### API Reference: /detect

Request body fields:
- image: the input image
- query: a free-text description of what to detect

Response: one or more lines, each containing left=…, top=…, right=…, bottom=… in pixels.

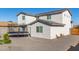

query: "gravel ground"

left=0, top=35, right=79, bottom=51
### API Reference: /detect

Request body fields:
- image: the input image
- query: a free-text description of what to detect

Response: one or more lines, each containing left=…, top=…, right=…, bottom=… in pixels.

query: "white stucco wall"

left=28, top=22, right=65, bottom=39
left=50, top=26, right=71, bottom=39
left=28, top=22, right=51, bottom=39
left=62, top=10, right=71, bottom=27
left=39, top=14, right=63, bottom=23
left=17, top=14, right=36, bottom=25
left=62, top=10, right=72, bottom=35
left=50, top=26, right=64, bottom=39
left=38, top=11, right=72, bottom=36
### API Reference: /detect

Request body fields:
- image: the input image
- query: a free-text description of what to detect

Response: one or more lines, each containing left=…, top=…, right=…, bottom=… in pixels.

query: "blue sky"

left=0, top=8, right=79, bottom=25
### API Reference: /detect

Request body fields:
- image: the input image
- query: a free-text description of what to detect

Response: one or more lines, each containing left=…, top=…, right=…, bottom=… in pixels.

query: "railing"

left=8, top=32, right=30, bottom=37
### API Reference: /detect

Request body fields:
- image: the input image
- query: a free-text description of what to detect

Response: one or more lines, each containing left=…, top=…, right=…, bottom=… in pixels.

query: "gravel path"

left=0, top=35, right=79, bottom=51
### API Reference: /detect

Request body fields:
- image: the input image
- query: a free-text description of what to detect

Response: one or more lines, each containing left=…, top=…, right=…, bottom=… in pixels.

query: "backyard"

left=0, top=35, right=79, bottom=51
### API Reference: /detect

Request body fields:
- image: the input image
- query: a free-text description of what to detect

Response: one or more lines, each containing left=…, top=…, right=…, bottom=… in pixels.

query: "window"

left=40, top=26, right=43, bottom=33
left=22, top=16, right=25, bottom=20
left=36, top=26, right=43, bottom=33
left=64, top=14, right=65, bottom=17
left=47, top=15, right=51, bottom=20
left=36, top=26, right=39, bottom=32
left=19, top=27, right=25, bottom=32
left=64, top=14, right=69, bottom=18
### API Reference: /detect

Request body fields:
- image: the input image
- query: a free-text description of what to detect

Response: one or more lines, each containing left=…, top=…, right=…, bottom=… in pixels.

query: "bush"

left=3, top=39, right=11, bottom=44
left=3, top=33, right=11, bottom=44
left=3, top=33, right=10, bottom=40
left=0, top=33, right=12, bottom=44
left=0, top=40, right=3, bottom=44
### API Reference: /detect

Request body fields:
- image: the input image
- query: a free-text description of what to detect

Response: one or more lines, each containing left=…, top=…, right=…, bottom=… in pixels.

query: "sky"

left=0, top=8, right=79, bottom=25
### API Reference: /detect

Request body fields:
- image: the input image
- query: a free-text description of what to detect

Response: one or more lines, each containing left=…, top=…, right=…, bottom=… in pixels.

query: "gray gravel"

left=0, top=35, right=79, bottom=51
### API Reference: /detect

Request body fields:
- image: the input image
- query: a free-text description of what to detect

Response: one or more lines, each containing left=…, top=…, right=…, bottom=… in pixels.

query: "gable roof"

left=35, top=9, right=72, bottom=17
left=28, top=19, right=65, bottom=27
left=17, top=12, right=34, bottom=16
left=17, top=9, right=72, bottom=17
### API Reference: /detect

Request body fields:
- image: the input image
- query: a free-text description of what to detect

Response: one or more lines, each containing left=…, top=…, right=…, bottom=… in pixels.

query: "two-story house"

left=17, top=12, right=36, bottom=32
left=17, top=9, right=72, bottom=39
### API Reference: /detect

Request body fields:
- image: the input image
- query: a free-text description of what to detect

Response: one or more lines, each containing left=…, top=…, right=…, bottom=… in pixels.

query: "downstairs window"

left=36, top=26, right=43, bottom=33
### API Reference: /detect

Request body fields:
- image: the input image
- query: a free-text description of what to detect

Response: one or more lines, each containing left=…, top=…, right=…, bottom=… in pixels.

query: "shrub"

left=3, top=33, right=10, bottom=40
left=2, top=33, right=11, bottom=44
left=3, top=39, right=11, bottom=44
left=0, top=40, right=3, bottom=44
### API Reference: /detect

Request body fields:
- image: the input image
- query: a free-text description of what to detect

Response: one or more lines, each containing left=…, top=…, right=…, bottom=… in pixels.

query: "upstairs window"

left=64, top=14, right=70, bottom=18
left=22, top=16, right=25, bottom=20
left=47, top=15, right=51, bottom=20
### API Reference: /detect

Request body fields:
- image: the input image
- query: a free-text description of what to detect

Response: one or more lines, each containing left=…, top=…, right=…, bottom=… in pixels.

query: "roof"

left=17, top=12, right=34, bottom=16
left=35, top=9, right=72, bottom=17
left=17, top=9, right=72, bottom=17
left=73, top=25, right=79, bottom=28
left=0, top=22, right=18, bottom=27
left=28, top=19, right=65, bottom=26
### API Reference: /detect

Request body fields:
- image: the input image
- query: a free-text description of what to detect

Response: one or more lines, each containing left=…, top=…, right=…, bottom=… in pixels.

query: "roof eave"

left=17, top=12, right=35, bottom=17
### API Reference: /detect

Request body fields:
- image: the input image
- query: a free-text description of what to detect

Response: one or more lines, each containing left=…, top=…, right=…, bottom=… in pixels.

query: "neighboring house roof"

left=17, top=12, right=34, bottom=16
left=73, top=25, right=79, bottom=28
left=0, top=22, right=18, bottom=27
left=35, top=9, right=72, bottom=17
left=28, top=19, right=65, bottom=27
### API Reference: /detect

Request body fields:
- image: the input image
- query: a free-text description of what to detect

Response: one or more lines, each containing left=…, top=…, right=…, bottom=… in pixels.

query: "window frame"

left=40, top=26, right=43, bottom=33
left=36, top=26, right=39, bottom=32
left=36, top=26, right=43, bottom=33
left=47, top=15, right=51, bottom=20
left=22, top=15, right=25, bottom=20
